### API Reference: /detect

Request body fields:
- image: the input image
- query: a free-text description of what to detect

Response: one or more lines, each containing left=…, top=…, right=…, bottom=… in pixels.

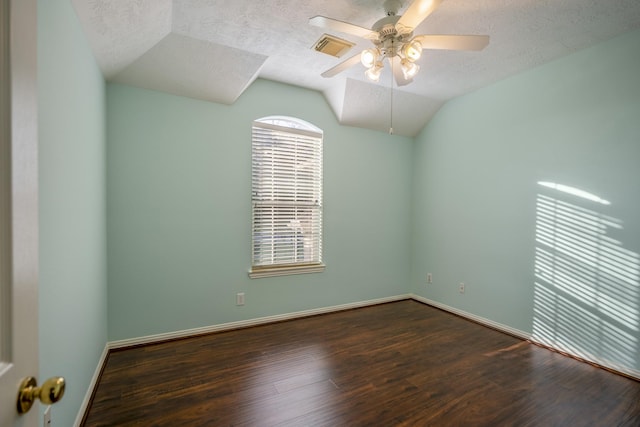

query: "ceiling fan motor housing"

left=372, top=15, right=413, bottom=58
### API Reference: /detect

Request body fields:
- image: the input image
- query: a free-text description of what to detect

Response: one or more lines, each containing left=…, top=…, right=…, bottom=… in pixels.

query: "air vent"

left=313, top=34, right=355, bottom=58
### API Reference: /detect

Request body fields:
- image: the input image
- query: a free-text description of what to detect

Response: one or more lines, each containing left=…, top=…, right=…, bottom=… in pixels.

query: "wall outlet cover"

left=236, top=292, right=245, bottom=306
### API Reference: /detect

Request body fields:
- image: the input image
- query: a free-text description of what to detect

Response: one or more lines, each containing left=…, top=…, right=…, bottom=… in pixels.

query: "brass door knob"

left=17, top=376, right=66, bottom=414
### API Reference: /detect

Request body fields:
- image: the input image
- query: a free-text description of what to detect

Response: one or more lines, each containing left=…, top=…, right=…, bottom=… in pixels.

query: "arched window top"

left=255, top=116, right=322, bottom=135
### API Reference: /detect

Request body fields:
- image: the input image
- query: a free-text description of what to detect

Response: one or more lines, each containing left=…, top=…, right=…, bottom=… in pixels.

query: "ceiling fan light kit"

left=400, top=58, right=420, bottom=79
left=403, top=39, right=423, bottom=61
left=359, top=31, right=423, bottom=82
left=310, top=0, right=489, bottom=86
left=360, top=48, right=380, bottom=68
left=365, top=62, right=384, bottom=81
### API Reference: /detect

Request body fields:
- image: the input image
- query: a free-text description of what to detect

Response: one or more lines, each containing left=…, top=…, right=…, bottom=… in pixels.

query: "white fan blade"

left=391, top=56, right=413, bottom=87
left=321, top=53, right=362, bottom=78
left=413, top=34, right=490, bottom=51
left=396, top=0, right=443, bottom=33
left=309, top=16, right=376, bottom=40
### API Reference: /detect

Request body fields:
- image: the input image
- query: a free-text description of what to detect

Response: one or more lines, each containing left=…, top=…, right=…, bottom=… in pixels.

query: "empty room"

left=3, top=0, right=639, bottom=426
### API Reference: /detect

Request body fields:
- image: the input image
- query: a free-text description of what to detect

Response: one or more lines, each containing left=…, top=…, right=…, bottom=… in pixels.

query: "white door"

left=0, top=0, right=40, bottom=426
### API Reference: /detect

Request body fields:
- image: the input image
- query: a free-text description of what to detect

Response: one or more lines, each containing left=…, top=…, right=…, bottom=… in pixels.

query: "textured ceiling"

left=71, top=0, right=640, bottom=136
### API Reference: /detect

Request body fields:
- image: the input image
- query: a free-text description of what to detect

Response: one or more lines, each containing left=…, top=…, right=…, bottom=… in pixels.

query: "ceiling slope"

left=72, top=0, right=640, bottom=136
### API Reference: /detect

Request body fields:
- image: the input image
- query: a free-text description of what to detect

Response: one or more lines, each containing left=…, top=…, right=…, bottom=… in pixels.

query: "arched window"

left=249, top=116, right=324, bottom=278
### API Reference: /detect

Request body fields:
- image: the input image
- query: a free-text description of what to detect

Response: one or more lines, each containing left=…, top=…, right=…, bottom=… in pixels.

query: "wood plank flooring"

left=82, top=300, right=640, bottom=426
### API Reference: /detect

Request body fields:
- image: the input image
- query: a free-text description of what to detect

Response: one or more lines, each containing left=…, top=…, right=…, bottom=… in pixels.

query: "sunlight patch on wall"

left=538, top=181, right=611, bottom=205
left=533, top=182, right=639, bottom=370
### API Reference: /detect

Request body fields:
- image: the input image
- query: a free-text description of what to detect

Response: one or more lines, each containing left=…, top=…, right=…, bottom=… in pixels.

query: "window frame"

left=249, top=116, right=325, bottom=279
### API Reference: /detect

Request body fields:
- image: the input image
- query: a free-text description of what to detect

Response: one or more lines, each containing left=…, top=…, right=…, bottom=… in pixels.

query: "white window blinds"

left=251, top=119, right=323, bottom=275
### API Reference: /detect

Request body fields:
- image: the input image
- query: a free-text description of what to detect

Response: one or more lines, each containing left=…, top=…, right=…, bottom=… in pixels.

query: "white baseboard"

left=108, top=294, right=412, bottom=349
left=74, top=343, right=109, bottom=427
left=410, top=294, right=640, bottom=381
left=531, top=334, right=640, bottom=380
left=410, top=294, right=531, bottom=340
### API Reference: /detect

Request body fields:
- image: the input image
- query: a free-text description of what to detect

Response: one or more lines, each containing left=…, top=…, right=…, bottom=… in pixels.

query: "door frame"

left=0, top=0, right=39, bottom=425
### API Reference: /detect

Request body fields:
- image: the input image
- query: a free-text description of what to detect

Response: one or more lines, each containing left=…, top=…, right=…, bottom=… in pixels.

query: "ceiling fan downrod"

left=383, top=0, right=402, bottom=16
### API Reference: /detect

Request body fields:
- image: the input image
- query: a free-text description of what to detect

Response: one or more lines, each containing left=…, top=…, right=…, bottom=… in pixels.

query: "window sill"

left=249, top=264, right=325, bottom=279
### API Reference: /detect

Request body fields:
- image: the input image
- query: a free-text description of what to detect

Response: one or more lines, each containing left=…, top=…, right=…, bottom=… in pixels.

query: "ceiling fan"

left=309, top=0, right=489, bottom=86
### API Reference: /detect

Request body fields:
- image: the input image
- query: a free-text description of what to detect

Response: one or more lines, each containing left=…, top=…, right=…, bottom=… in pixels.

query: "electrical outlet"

left=459, top=283, right=465, bottom=294
left=427, top=273, right=432, bottom=284
left=44, top=406, right=51, bottom=427
left=236, top=292, right=245, bottom=306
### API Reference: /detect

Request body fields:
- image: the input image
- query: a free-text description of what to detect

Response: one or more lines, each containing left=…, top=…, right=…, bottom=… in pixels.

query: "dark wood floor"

left=82, top=300, right=640, bottom=426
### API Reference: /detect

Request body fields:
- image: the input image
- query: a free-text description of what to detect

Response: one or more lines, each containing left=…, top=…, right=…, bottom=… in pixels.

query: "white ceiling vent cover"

left=313, top=34, right=355, bottom=58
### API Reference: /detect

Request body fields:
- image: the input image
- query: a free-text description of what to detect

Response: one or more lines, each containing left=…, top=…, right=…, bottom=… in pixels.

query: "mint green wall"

left=36, top=6, right=640, bottom=423
left=38, top=0, right=107, bottom=425
left=107, top=80, right=413, bottom=340
left=412, top=30, right=640, bottom=374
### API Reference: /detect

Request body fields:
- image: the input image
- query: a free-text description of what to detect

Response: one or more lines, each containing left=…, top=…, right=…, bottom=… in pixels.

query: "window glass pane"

left=251, top=117, right=322, bottom=270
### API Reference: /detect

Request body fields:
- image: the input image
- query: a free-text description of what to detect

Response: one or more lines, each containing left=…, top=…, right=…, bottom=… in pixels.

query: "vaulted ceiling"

left=71, top=0, right=640, bottom=136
